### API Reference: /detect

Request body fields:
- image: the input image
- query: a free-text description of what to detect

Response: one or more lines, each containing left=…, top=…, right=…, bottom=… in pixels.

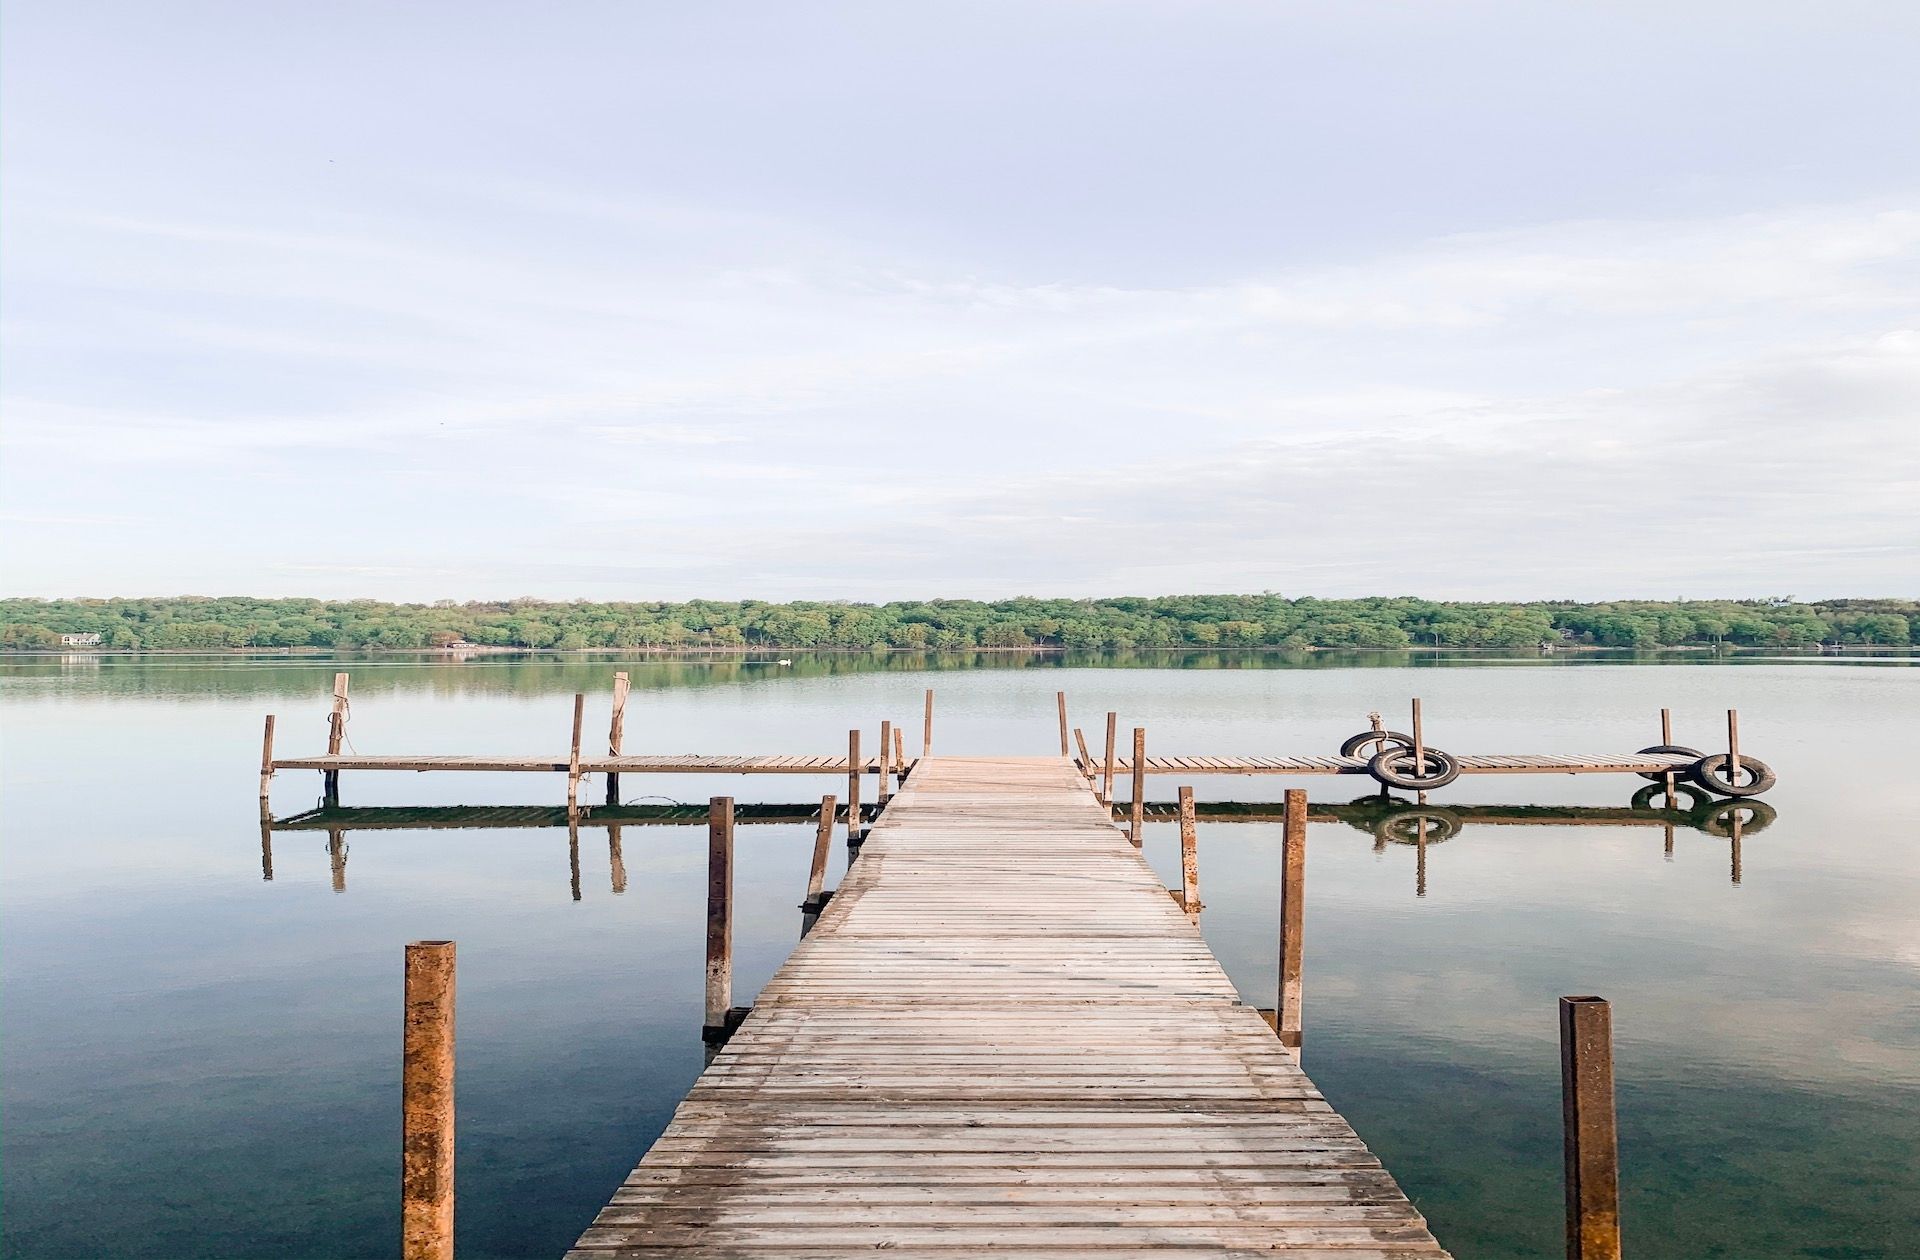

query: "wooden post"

left=1660, top=707, right=1677, bottom=800
left=1560, top=995, right=1622, bottom=1260
left=567, top=693, right=585, bottom=812
left=1178, top=786, right=1199, bottom=915
left=1102, top=712, right=1117, bottom=807
left=877, top=720, right=892, bottom=804
left=1411, top=697, right=1424, bottom=776
left=608, top=824, right=628, bottom=895
left=1277, top=788, right=1306, bottom=1053
left=1129, top=727, right=1146, bottom=846
left=1727, top=708, right=1742, bottom=785
left=847, top=730, right=862, bottom=843
left=1073, top=728, right=1094, bottom=782
left=806, top=794, right=837, bottom=909
left=704, top=797, right=734, bottom=1038
left=894, top=725, right=906, bottom=781
left=259, top=714, right=276, bottom=801
left=923, top=688, right=935, bottom=758
left=402, top=940, right=455, bottom=1260
left=259, top=809, right=274, bottom=881
left=1056, top=691, right=1071, bottom=757
left=324, top=672, right=348, bottom=806
left=606, top=671, right=629, bottom=805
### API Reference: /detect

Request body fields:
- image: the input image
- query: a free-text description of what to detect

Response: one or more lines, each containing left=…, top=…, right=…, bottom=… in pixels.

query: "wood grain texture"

left=568, top=757, right=1451, bottom=1258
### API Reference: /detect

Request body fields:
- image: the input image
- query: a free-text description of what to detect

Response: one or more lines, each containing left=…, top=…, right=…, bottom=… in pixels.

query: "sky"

left=3, top=1, right=1917, bottom=602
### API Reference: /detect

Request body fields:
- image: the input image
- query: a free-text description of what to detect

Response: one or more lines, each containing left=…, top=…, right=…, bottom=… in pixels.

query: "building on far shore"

left=59, top=633, right=102, bottom=647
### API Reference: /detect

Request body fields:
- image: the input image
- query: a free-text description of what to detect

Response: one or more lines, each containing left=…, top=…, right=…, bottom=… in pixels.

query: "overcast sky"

left=3, top=2, right=1916, bottom=602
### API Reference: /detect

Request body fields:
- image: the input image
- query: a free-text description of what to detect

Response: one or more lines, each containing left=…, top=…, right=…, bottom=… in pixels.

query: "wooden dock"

left=567, top=756, right=1452, bottom=1258
left=1086, top=752, right=1697, bottom=777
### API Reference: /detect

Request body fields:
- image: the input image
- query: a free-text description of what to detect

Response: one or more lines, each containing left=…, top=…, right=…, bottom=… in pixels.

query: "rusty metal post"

left=606, top=671, right=629, bottom=805
left=324, top=672, right=348, bottom=807
left=1056, top=691, right=1071, bottom=757
left=877, top=720, right=892, bottom=804
left=1101, top=712, right=1117, bottom=806
left=704, top=797, right=734, bottom=1038
left=1178, top=786, right=1199, bottom=915
left=259, top=714, right=275, bottom=802
left=402, top=940, right=455, bottom=1260
left=1277, top=789, right=1306, bottom=1054
left=1560, top=995, right=1622, bottom=1260
left=846, top=729, right=862, bottom=843
left=1129, top=727, right=1146, bottom=846
left=566, top=693, right=585, bottom=812
left=805, top=793, right=837, bottom=910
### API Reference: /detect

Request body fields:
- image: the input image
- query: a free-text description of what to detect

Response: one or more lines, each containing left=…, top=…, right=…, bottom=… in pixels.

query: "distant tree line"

left=2, top=595, right=1912, bottom=652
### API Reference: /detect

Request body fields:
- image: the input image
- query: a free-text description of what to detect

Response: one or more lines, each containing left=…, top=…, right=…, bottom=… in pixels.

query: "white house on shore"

left=59, top=633, right=103, bottom=647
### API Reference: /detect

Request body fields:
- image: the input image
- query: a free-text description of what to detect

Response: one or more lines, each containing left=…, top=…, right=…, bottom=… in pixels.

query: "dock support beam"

left=1560, top=995, right=1622, bottom=1260
left=324, top=672, right=348, bottom=806
left=259, top=714, right=275, bottom=802
left=606, top=671, right=629, bottom=805
left=566, top=693, right=585, bottom=813
left=1129, top=727, right=1146, bottom=846
left=1073, top=728, right=1094, bottom=784
left=1277, top=788, right=1306, bottom=1054
left=894, top=726, right=906, bottom=783
left=703, top=797, right=735, bottom=1041
left=402, top=939, right=455, bottom=1260
left=1177, top=786, right=1199, bottom=915
left=1102, top=712, right=1117, bottom=806
left=804, top=794, right=836, bottom=912
left=878, top=721, right=892, bottom=804
left=846, top=730, right=862, bottom=844
left=923, top=689, right=935, bottom=758
left=1056, top=691, right=1070, bottom=757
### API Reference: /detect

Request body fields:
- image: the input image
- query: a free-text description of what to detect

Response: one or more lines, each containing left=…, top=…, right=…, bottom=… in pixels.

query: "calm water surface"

left=3, top=653, right=1917, bottom=1259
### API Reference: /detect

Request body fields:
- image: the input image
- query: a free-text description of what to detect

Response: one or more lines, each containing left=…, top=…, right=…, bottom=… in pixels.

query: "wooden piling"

left=846, top=730, right=862, bottom=843
left=1560, top=995, right=1622, bottom=1260
left=1056, top=692, right=1070, bottom=757
left=894, top=726, right=906, bottom=780
left=878, top=721, right=892, bottom=804
left=568, top=817, right=582, bottom=901
left=259, top=714, right=275, bottom=801
left=325, top=672, right=348, bottom=806
left=258, top=809, right=274, bottom=881
left=1411, top=697, right=1425, bottom=776
left=606, top=672, right=630, bottom=805
left=1660, top=707, right=1672, bottom=745
left=1277, top=788, right=1306, bottom=1053
left=328, top=827, right=346, bottom=893
left=805, top=794, right=837, bottom=909
left=922, top=688, right=935, bottom=758
left=1727, top=708, right=1742, bottom=784
left=1129, top=727, right=1146, bottom=846
left=402, top=940, right=455, bottom=1260
left=704, top=797, right=735, bottom=1039
left=1101, top=712, right=1117, bottom=806
left=1177, top=786, right=1199, bottom=915
left=1073, top=728, right=1094, bottom=782
left=1660, top=707, right=1677, bottom=799
left=567, top=693, right=585, bottom=812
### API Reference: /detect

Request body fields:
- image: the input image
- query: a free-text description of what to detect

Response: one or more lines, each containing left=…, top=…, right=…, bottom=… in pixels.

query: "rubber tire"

left=1341, top=730, right=1414, bottom=759
left=1689, top=753, right=1778, bottom=797
left=1694, top=798, right=1779, bottom=838
left=1374, top=806, right=1462, bottom=846
left=1636, top=744, right=1704, bottom=781
left=1368, top=746, right=1462, bottom=790
left=1630, top=781, right=1712, bottom=814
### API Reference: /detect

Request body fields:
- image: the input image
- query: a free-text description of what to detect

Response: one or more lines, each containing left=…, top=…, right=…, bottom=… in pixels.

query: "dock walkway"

left=567, top=756, right=1451, bottom=1258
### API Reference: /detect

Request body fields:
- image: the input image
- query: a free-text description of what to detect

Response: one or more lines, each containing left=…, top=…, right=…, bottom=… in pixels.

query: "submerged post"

left=1056, top=691, right=1071, bottom=757
left=1129, top=727, right=1146, bottom=845
left=324, top=672, right=348, bottom=806
left=259, top=714, right=276, bottom=802
left=567, top=693, right=585, bottom=812
left=704, top=797, right=734, bottom=1040
left=805, top=793, right=837, bottom=911
left=402, top=939, right=455, bottom=1260
left=1178, top=786, right=1200, bottom=915
left=1560, top=995, right=1622, bottom=1260
left=846, top=730, right=862, bottom=844
left=1277, top=788, right=1306, bottom=1053
left=1102, top=712, right=1117, bottom=806
left=606, top=671, right=630, bottom=805
left=877, top=720, right=892, bottom=804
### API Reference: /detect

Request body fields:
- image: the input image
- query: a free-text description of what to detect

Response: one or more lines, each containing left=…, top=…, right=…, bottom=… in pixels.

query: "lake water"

left=2, top=652, right=1916, bottom=1259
